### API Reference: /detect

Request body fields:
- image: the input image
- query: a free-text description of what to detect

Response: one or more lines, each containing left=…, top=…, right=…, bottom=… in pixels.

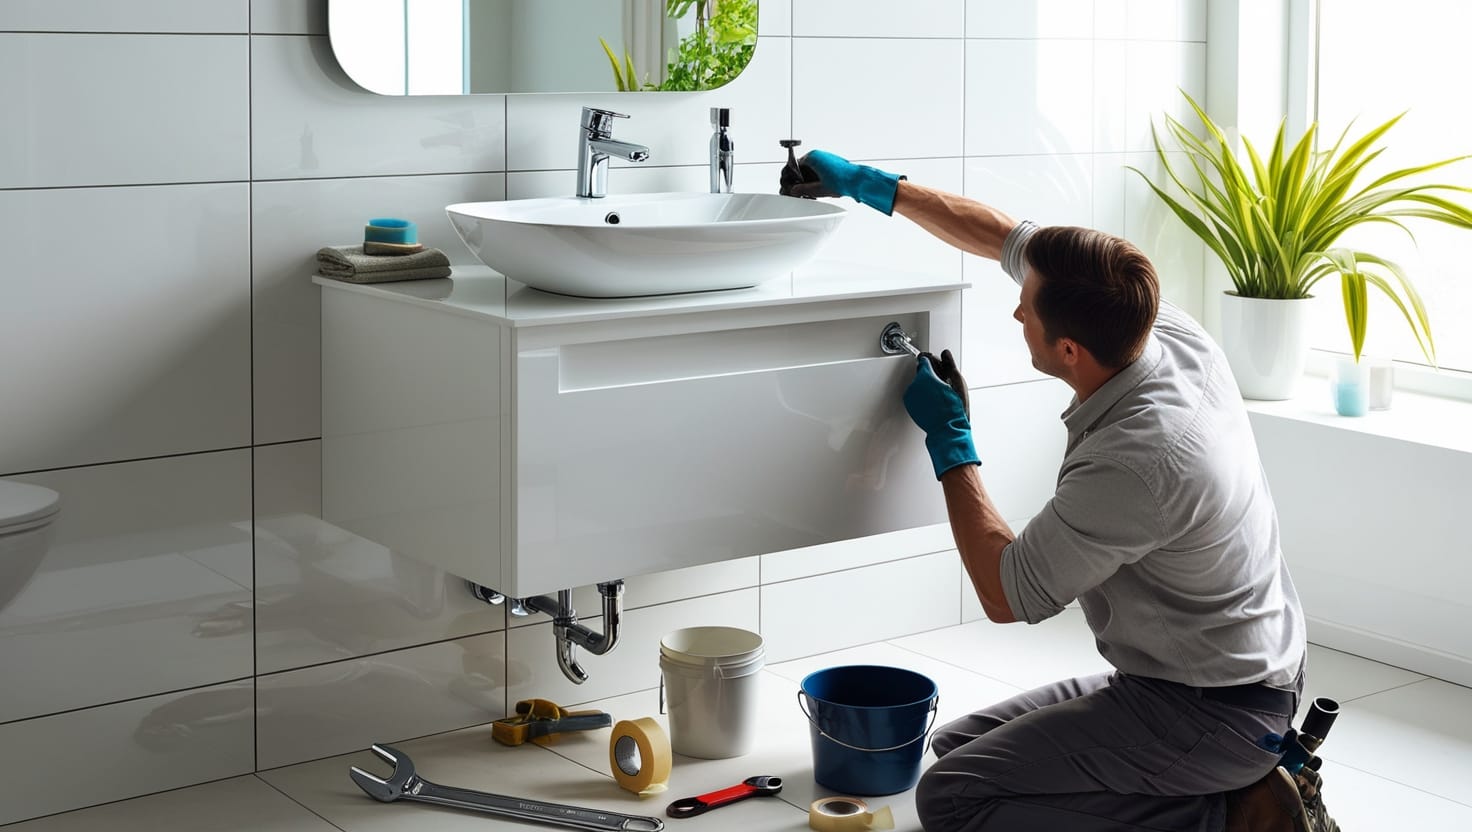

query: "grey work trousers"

left=915, top=670, right=1301, bottom=832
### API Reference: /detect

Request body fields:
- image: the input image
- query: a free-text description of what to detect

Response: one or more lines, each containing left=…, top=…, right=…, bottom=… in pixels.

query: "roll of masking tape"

left=808, top=797, right=895, bottom=832
left=608, top=718, right=672, bottom=795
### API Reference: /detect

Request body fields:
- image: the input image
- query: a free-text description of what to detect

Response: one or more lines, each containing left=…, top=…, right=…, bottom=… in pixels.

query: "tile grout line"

left=1319, top=757, right=1472, bottom=811
left=1336, top=675, right=1436, bottom=704
left=254, top=774, right=353, bottom=832
left=881, top=633, right=1034, bottom=691
left=248, top=0, right=258, bottom=778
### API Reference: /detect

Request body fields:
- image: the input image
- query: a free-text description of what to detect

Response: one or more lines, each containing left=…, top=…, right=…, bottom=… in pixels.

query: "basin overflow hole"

left=604, top=212, right=621, bottom=225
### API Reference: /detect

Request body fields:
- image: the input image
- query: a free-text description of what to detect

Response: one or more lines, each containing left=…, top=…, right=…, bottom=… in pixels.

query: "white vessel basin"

left=446, top=192, right=846, bottom=298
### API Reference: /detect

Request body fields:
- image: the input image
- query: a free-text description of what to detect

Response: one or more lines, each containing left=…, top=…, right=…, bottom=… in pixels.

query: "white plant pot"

left=1218, top=292, right=1313, bottom=400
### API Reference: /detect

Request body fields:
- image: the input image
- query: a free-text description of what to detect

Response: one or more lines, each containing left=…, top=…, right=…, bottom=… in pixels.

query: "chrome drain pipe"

left=505, top=580, right=625, bottom=684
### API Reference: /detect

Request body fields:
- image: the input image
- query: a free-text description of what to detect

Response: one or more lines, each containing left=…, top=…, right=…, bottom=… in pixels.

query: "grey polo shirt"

left=998, top=221, right=1306, bottom=689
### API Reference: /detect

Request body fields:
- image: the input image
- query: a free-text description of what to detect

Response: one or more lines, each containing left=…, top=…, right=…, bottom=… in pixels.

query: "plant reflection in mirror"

left=601, top=0, right=757, bottom=92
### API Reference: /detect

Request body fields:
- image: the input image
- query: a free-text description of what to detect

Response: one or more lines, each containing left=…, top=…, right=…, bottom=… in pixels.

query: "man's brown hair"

left=1024, top=226, right=1160, bottom=369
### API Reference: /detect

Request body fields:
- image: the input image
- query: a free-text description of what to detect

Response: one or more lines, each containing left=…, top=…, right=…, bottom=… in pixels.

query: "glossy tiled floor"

left=9, top=609, right=1471, bottom=830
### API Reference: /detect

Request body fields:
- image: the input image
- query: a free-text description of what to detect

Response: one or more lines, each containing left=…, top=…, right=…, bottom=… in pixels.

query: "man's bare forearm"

left=892, top=181, right=1019, bottom=261
left=940, top=464, right=1018, bottom=624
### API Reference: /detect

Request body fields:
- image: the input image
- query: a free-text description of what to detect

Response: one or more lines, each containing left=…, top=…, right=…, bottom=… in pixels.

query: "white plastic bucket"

left=658, top=626, right=765, bottom=759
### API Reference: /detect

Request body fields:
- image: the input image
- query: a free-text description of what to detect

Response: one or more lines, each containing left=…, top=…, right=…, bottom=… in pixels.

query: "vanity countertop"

left=313, top=261, right=967, bottom=328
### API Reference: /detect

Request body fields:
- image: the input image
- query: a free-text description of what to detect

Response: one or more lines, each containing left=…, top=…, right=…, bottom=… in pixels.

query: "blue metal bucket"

left=798, top=665, right=939, bottom=796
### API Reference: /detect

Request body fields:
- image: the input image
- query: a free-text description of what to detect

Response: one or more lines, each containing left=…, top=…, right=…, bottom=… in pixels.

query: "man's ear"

left=1058, top=338, right=1081, bottom=366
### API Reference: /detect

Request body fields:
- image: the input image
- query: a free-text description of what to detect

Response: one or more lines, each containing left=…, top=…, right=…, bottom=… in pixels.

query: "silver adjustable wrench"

left=350, top=743, right=664, bottom=832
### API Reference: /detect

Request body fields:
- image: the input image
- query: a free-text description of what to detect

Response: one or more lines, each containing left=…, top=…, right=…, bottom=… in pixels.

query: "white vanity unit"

left=317, top=264, right=963, bottom=599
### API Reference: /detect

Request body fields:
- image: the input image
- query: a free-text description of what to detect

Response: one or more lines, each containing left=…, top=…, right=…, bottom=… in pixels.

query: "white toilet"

left=0, top=480, right=61, bottom=611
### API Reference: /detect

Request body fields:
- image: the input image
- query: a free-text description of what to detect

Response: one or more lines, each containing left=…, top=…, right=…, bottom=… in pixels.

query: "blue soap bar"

left=365, top=218, right=417, bottom=245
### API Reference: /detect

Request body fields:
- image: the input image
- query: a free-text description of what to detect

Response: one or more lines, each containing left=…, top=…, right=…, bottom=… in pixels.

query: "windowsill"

left=1243, top=376, right=1472, bottom=455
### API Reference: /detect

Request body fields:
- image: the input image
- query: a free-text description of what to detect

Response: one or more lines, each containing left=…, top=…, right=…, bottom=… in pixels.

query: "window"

left=1311, top=0, right=1472, bottom=374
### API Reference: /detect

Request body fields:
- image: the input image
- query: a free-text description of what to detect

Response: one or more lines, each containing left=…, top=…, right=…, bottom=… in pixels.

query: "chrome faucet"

left=710, top=107, right=734, bottom=193
left=576, top=107, right=650, bottom=199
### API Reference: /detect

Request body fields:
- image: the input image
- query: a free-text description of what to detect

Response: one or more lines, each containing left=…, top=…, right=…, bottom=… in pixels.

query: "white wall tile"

left=507, top=589, right=759, bottom=707
left=960, top=513, right=1033, bottom=623
left=251, top=36, right=507, bottom=180
left=1124, top=0, right=1207, bottom=42
left=256, top=633, right=507, bottom=769
left=1121, top=151, right=1205, bottom=318
left=0, top=681, right=254, bottom=826
left=0, top=1, right=246, bottom=33
left=965, top=154, right=1094, bottom=226
left=0, top=184, right=250, bottom=474
left=507, top=554, right=761, bottom=631
left=963, top=265, right=1038, bottom=387
left=1091, top=152, right=1128, bottom=236
left=624, top=558, right=761, bottom=609
left=794, top=0, right=964, bottom=37
left=250, top=172, right=504, bottom=444
left=960, top=154, right=1092, bottom=386
left=761, top=551, right=960, bottom=661
left=0, top=34, right=248, bottom=187
left=814, top=157, right=964, bottom=279
left=966, top=0, right=1094, bottom=39
left=965, top=39, right=1094, bottom=156
left=759, top=0, right=792, bottom=35
left=0, top=451, right=252, bottom=723
left=254, top=440, right=505, bottom=674
left=960, top=559, right=985, bottom=622
left=507, top=163, right=725, bottom=201
left=252, top=0, right=327, bottom=35
left=1092, top=38, right=1128, bottom=153
left=1093, top=0, right=1128, bottom=39
left=506, top=36, right=791, bottom=171
left=1250, top=413, right=1472, bottom=686
left=1124, top=41, right=1206, bottom=153
left=794, top=38, right=964, bottom=160
left=762, top=524, right=954, bottom=583
left=968, top=379, right=1073, bottom=520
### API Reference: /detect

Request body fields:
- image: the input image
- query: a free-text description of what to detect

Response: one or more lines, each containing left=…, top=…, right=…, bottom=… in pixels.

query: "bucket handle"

left=659, top=656, right=764, bottom=714
left=797, top=690, right=940, bottom=754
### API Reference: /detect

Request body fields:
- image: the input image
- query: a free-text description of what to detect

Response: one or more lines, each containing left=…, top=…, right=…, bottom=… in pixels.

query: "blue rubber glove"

left=782, top=150, right=906, bottom=215
left=903, top=352, right=980, bottom=480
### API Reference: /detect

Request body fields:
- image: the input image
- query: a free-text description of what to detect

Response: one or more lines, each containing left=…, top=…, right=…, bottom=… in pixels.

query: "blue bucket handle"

left=797, top=690, right=940, bottom=754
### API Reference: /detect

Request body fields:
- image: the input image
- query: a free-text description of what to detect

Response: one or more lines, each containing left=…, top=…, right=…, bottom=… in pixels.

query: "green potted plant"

left=1133, top=93, right=1472, bottom=403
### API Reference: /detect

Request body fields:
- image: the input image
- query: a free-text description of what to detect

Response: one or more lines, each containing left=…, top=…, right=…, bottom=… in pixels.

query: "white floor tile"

left=26, top=628, right=1472, bottom=831
left=538, top=672, right=931, bottom=831
left=262, top=718, right=805, bottom=832
left=889, top=609, right=1114, bottom=691
left=0, top=776, right=337, bottom=832
left=1303, top=643, right=1426, bottom=708
left=767, top=641, right=1024, bottom=730
left=1314, top=678, right=1472, bottom=807
left=760, top=553, right=960, bottom=663
left=1313, top=760, right=1472, bottom=827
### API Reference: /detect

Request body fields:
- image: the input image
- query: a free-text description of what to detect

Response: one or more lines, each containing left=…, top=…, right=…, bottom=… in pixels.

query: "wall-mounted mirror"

left=329, top=0, right=759, bottom=95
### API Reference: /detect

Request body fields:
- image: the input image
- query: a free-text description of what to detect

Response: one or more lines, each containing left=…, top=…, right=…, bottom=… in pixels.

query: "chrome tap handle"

left=582, top=107, right=630, bottom=137
left=710, top=107, right=734, bottom=194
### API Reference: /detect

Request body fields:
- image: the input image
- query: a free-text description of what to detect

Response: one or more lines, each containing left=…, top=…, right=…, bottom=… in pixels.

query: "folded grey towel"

left=316, top=245, right=453, bottom=283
